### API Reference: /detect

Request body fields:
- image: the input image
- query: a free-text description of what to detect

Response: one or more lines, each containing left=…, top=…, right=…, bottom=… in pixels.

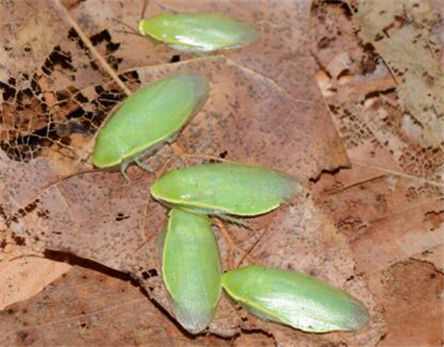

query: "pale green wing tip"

left=166, top=71, right=209, bottom=109
left=180, top=72, right=209, bottom=98
left=298, top=300, right=370, bottom=332
left=344, top=300, right=371, bottom=330
left=174, top=304, right=214, bottom=334
left=240, top=25, right=259, bottom=46
left=288, top=177, right=303, bottom=198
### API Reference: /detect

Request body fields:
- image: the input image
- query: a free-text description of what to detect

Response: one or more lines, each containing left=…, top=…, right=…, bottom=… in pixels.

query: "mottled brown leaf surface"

left=312, top=1, right=444, bottom=346
left=368, top=260, right=443, bottom=347
left=0, top=264, right=232, bottom=347
left=354, top=1, right=444, bottom=160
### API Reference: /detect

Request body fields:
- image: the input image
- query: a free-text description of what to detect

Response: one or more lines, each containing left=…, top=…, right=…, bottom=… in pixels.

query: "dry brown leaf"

left=311, top=1, right=444, bottom=345
left=368, top=260, right=443, bottom=347
left=0, top=265, right=233, bottom=347
left=0, top=256, right=70, bottom=310
left=313, top=0, right=444, bottom=268
left=354, top=0, right=444, bottom=156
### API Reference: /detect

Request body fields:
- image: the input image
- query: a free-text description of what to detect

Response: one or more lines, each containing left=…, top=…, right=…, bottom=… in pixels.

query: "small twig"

left=40, top=168, right=103, bottom=191
left=56, top=2, right=131, bottom=96
left=140, top=0, right=150, bottom=21
left=379, top=56, right=400, bottom=86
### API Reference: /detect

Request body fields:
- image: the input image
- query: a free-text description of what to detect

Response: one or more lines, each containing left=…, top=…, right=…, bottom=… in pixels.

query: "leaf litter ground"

left=2, top=0, right=441, bottom=346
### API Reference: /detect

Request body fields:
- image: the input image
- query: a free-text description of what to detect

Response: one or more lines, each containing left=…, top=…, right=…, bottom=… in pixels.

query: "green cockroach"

left=222, top=265, right=370, bottom=333
left=162, top=208, right=222, bottom=334
left=92, top=72, right=209, bottom=180
left=139, top=13, right=259, bottom=52
left=150, top=163, right=302, bottom=217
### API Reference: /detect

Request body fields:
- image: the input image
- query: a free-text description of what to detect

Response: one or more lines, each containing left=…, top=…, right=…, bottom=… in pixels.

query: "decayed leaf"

left=312, top=0, right=444, bottom=268
left=354, top=0, right=444, bottom=156
left=311, top=1, right=443, bottom=345
left=316, top=168, right=443, bottom=274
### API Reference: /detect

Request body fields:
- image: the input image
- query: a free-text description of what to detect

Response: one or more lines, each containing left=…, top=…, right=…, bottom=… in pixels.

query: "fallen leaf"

left=367, top=260, right=443, bottom=347
left=0, top=256, right=70, bottom=310
left=0, top=264, right=233, bottom=346
left=311, top=1, right=444, bottom=345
